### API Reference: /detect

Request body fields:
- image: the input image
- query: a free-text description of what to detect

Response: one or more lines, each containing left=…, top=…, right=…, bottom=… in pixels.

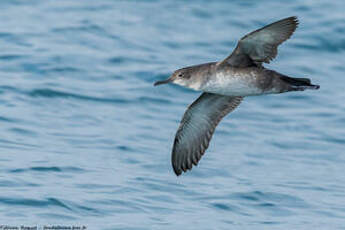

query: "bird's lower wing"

left=172, top=93, right=243, bottom=176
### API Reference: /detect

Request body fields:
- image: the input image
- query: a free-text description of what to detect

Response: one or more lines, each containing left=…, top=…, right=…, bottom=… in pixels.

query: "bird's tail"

left=280, top=76, right=320, bottom=91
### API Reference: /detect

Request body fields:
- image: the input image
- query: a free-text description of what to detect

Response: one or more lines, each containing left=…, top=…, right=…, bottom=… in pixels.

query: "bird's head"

left=154, top=68, right=192, bottom=87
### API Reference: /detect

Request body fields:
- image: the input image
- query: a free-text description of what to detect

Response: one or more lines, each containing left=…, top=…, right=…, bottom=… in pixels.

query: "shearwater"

left=154, top=16, right=319, bottom=176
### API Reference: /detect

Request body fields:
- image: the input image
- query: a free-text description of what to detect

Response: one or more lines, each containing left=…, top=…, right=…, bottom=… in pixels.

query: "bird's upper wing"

left=172, top=93, right=243, bottom=176
left=218, top=16, right=299, bottom=68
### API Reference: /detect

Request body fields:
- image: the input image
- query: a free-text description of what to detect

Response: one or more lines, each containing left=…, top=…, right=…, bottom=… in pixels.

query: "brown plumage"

left=154, top=16, right=319, bottom=176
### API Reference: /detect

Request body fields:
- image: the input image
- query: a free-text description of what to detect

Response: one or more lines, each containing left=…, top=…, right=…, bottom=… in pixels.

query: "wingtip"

left=292, top=16, right=299, bottom=25
left=288, top=16, right=299, bottom=27
left=286, top=16, right=298, bottom=21
left=172, top=158, right=192, bottom=176
left=173, top=167, right=182, bottom=176
left=172, top=159, right=198, bottom=176
left=279, top=16, right=299, bottom=27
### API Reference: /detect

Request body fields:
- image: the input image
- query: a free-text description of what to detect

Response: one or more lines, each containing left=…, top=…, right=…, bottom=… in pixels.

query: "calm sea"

left=0, top=0, right=344, bottom=229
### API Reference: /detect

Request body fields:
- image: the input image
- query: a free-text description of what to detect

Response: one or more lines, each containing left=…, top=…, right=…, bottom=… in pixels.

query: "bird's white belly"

left=201, top=72, right=262, bottom=96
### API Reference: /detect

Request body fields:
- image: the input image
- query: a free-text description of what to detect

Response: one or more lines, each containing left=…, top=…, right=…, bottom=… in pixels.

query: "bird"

left=154, top=16, right=319, bottom=176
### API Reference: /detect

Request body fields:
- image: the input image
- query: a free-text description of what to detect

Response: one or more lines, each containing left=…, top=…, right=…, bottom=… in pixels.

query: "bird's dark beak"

left=154, top=75, right=173, bottom=86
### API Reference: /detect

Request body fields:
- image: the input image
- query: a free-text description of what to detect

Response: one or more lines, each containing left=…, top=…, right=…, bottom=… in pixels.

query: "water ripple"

left=0, top=0, right=343, bottom=229
left=9, top=166, right=85, bottom=173
left=28, top=89, right=128, bottom=104
left=0, top=197, right=72, bottom=210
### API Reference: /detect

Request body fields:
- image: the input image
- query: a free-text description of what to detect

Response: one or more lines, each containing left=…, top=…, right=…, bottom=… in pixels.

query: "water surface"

left=0, top=0, right=344, bottom=229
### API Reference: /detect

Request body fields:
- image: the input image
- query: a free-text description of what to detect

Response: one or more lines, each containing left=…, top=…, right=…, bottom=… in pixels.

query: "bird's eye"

left=178, top=73, right=183, bottom=77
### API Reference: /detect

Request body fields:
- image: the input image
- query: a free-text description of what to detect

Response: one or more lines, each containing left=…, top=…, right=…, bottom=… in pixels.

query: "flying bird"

left=154, top=16, right=319, bottom=176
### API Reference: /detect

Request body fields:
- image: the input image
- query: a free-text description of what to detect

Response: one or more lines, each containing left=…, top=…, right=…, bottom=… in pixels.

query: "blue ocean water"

left=0, top=0, right=344, bottom=229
